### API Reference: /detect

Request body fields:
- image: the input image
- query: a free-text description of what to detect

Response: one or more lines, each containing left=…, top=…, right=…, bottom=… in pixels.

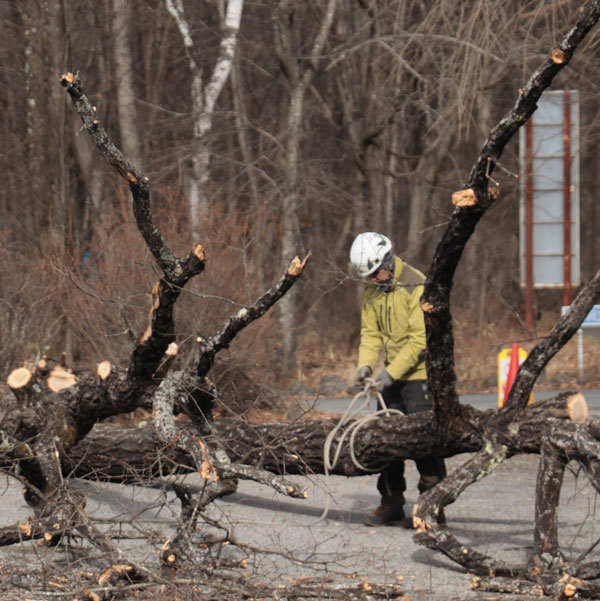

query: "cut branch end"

left=567, top=392, right=588, bottom=424
left=192, top=244, right=206, bottom=261
left=287, top=251, right=312, bottom=276
left=47, top=366, right=77, bottom=392
left=165, top=342, right=179, bottom=357
left=98, top=565, right=133, bottom=587
left=60, top=72, right=76, bottom=85
left=7, top=367, right=32, bottom=389
left=421, top=300, right=434, bottom=313
left=18, top=522, right=32, bottom=537
left=97, top=361, right=112, bottom=380
left=451, top=188, right=478, bottom=207
left=552, top=48, right=567, bottom=64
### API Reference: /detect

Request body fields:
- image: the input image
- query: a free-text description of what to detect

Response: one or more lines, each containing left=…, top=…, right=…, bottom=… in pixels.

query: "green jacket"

left=357, top=256, right=427, bottom=381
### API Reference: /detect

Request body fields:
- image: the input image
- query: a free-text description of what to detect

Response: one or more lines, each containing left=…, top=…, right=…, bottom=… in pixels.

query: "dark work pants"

left=377, top=380, right=446, bottom=503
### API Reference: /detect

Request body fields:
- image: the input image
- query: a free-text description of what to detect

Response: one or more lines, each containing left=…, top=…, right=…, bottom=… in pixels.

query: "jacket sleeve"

left=357, top=295, right=383, bottom=370
left=385, top=284, right=426, bottom=380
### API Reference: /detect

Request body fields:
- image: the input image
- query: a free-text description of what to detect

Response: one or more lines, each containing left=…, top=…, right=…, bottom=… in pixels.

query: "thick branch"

left=504, top=268, right=600, bottom=410
left=413, top=438, right=526, bottom=578
left=67, top=395, right=589, bottom=481
left=532, top=440, right=565, bottom=566
left=152, top=370, right=307, bottom=499
left=422, top=0, right=600, bottom=422
left=60, top=73, right=176, bottom=275
left=121, top=250, right=205, bottom=386
left=60, top=74, right=207, bottom=384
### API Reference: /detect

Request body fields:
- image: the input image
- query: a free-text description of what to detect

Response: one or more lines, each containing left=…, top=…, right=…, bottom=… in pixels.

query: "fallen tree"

left=3, top=1, right=600, bottom=599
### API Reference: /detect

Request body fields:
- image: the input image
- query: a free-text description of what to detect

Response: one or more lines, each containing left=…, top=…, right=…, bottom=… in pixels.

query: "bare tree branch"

left=422, top=0, right=600, bottom=423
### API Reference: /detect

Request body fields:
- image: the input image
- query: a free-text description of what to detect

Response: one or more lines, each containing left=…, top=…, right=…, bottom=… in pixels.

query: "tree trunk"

left=166, top=0, right=244, bottom=230
left=273, top=0, right=338, bottom=378
left=112, top=0, right=143, bottom=170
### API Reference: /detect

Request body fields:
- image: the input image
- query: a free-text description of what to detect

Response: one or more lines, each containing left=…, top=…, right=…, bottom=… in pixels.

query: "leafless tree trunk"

left=166, top=0, right=244, bottom=231
left=230, top=50, right=260, bottom=209
left=273, top=0, right=338, bottom=378
left=112, top=0, right=144, bottom=170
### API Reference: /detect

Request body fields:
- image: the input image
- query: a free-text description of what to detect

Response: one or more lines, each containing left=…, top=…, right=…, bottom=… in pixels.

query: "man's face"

left=368, top=267, right=393, bottom=283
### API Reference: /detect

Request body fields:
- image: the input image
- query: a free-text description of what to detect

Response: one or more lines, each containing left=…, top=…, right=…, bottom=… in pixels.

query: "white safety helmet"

left=349, top=232, right=393, bottom=277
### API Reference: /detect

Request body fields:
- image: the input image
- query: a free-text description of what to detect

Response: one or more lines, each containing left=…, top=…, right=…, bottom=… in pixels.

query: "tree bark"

left=112, top=0, right=143, bottom=169
left=273, top=0, right=338, bottom=377
left=166, top=0, right=244, bottom=228
left=65, top=393, right=588, bottom=477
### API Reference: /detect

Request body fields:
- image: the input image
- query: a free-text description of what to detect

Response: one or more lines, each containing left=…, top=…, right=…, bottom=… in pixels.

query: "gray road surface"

left=299, top=387, right=600, bottom=416
left=1, top=390, right=600, bottom=599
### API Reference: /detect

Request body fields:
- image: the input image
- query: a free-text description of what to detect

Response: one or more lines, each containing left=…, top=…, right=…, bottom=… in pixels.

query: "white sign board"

left=560, top=304, right=600, bottom=382
left=582, top=305, right=600, bottom=326
left=562, top=304, right=600, bottom=327
left=519, top=90, right=580, bottom=287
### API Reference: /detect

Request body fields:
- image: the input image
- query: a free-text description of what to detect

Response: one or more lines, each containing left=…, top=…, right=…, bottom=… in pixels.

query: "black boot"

left=363, top=495, right=406, bottom=527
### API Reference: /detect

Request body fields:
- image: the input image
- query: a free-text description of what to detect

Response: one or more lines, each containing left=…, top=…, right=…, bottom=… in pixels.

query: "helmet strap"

left=376, top=252, right=395, bottom=292
left=381, top=251, right=394, bottom=271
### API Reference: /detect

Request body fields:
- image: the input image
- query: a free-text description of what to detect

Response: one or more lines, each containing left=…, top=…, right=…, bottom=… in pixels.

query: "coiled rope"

left=312, top=377, right=405, bottom=524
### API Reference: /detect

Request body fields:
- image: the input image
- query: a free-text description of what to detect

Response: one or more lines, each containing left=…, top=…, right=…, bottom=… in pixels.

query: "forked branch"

left=423, top=0, right=600, bottom=422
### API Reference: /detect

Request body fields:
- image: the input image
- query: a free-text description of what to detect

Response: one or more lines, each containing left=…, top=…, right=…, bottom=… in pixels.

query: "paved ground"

left=3, top=454, right=596, bottom=600
left=1, top=392, right=600, bottom=599
left=302, top=388, right=600, bottom=416
left=215, top=453, right=599, bottom=600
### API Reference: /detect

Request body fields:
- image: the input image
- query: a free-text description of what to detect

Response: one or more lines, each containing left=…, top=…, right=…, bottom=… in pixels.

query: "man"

left=349, top=232, right=446, bottom=527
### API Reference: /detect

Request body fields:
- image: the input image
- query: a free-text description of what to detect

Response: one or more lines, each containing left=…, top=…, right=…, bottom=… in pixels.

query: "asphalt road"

left=463, top=388, right=600, bottom=412
left=1, top=390, right=600, bottom=600
left=300, top=387, right=600, bottom=416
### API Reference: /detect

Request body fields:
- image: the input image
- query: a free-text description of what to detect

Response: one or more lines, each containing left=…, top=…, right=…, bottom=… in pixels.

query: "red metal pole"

left=563, top=90, right=572, bottom=306
left=525, top=118, right=535, bottom=330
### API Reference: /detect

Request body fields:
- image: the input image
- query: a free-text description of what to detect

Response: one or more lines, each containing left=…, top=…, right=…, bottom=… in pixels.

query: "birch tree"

left=166, top=0, right=244, bottom=230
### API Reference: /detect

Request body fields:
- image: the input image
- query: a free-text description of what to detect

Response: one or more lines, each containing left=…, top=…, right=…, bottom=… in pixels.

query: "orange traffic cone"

left=503, top=342, right=520, bottom=405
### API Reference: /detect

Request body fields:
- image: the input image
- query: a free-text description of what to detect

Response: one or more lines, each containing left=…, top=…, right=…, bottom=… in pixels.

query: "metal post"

left=524, top=118, right=535, bottom=330
left=577, top=328, right=584, bottom=383
left=563, top=90, right=572, bottom=306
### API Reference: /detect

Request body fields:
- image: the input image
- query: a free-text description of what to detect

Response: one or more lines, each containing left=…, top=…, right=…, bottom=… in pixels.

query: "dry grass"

left=1, top=205, right=598, bottom=405
left=295, top=318, right=600, bottom=399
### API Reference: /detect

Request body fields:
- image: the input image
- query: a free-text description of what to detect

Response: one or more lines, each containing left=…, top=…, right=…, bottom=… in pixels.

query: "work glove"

left=354, top=365, right=372, bottom=387
left=375, top=369, right=394, bottom=393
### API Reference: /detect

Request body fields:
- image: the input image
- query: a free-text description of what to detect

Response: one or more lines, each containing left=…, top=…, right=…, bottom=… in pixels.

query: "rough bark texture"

left=422, top=0, right=600, bottom=423
left=66, top=395, right=590, bottom=479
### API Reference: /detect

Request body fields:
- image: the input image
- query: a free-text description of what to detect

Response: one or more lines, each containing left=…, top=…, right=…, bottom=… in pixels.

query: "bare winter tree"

left=166, top=0, right=244, bottom=229
left=272, top=0, right=338, bottom=377
left=112, top=0, right=144, bottom=170
left=3, top=1, right=600, bottom=599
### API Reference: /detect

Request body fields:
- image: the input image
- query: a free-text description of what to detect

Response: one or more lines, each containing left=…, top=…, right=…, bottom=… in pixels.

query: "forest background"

left=2, top=0, right=600, bottom=410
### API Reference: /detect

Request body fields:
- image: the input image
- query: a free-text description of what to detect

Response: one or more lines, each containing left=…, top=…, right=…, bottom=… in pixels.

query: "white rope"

left=311, top=378, right=404, bottom=525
